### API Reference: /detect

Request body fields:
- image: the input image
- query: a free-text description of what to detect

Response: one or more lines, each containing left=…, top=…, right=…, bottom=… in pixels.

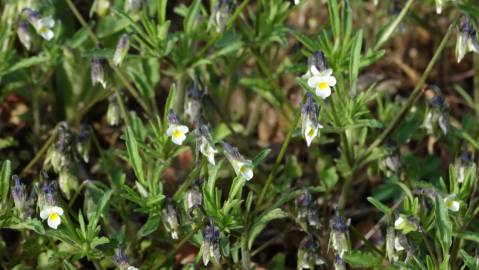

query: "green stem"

left=367, top=23, right=455, bottom=153
left=256, top=110, right=301, bottom=209
left=20, top=128, right=58, bottom=177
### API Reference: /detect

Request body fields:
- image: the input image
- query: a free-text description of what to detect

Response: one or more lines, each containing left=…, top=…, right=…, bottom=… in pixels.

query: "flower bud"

left=162, top=201, right=180, bottom=239
left=456, top=15, right=479, bottom=63
left=185, top=180, right=203, bottom=218
left=334, top=255, right=346, bottom=270
left=113, top=33, right=131, bottom=66
left=295, top=189, right=320, bottom=229
left=125, top=0, right=144, bottom=13
left=185, top=82, right=205, bottom=124
left=297, top=235, right=325, bottom=269
left=456, top=147, right=472, bottom=184
left=76, top=125, right=91, bottom=163
left=394, top=214, right=418, bottom=234
left=195, top=123, right=217, bottom=165
left=95, top=0, right=111, bottom=16
left=17, top=20, right=32, bottom=50
left=107, top=94, right=121, bottom=126
left=203, top=220, right=221, bottom=265
left=91, top=57, right=107, bottom=88
left=329, top=210, right=350, bottom=257
left=210, top=0, right=234, bottom=33
left=12, top=175, right=27, bottom=217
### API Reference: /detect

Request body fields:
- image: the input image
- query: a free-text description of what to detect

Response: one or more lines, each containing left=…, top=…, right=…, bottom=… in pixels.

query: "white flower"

left=307, top=66, right=337, bottom=99
left=294, top=0, right=300, bottom=4
left=394, top=216, right=405, bottom=228
left=301, top=93, right=322, bottom=147
left=113, top=34, right=130, bottom=66
left=199, top=137, right=217, bottom=165
left=444, top=194, right=460, bottom=212
left=30, top=16, right=55, bottom=41
left=40, top=206, right=64, bottom=229
left=394, top=237, right=405, bottom=251
left=303, top=118, right=323, bottom=147
left=167, top=124, right=189, bottom=145
left=127, top=266, right=139, bottom=270
left=223, top=142, right=254, bottom=181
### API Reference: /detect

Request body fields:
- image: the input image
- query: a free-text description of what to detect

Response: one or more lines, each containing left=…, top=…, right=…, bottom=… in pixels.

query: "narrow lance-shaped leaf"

left=0, top=160, right=11, bottom=207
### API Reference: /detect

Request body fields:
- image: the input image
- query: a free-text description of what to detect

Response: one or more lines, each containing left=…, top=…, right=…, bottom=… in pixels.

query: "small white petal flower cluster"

left=165, top=109, right=254, bottom=180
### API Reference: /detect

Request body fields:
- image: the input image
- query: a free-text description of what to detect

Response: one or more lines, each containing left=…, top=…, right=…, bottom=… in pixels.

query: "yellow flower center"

left=317, top=81, right=328, bottom=90
left=240, top=166, right=248, bottom=174
left=49, top=212, right=59, bottom=221
left=307, top=127, right=315, bottom=137
left=446, top=200, right=454, bottom=208
left=40, top=26, right=48, bottom=33
left=172, top=130, right=183, bottom=139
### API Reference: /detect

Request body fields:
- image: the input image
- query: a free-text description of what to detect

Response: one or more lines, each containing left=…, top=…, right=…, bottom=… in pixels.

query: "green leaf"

left=327, top=0, right=341, bottom=42
left=459, top=250, right=479, bottom=270
left=291, top=31, right=317, bottom=52
left=367, top=197, right=392, bottom=216
left=252, top=149, right=271, bottom=168
left=125, top=128, right=145, bottom=184
left=396, top=182, right=413, bottom=201
left=138, top=214, right=161, bottom=237
left=349, top=30, right=363, bottom=96
left=343, top=251, right=382, bottom=268
left=435, top=195, right=452, bottom=255
left=184, top=0, right=201, bottom=35
left=1, top=55, right=49, bottom=76
left=87, top=190, right=113, bottom=235
left=248, top=208, right=287, bottom=249
left=0, top=160, right=11, bottom=207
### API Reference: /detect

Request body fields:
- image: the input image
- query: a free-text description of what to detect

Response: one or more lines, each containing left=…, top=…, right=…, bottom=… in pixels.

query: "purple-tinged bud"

left=91, top=57, right=107, bottom=88
left=203, top=219, right=221, bottom=266
left=113, top=33, right=131, bottom=66
left=114, top=245, right=129, bottom=268
left=209, top=0, right=235, bottom=33
left=12, top=175, right=27, bottom=217
left=456, top=15, right=479, bottom=63
left=221, top=142, right=253, bottom=180
left=162, top=201, right=180, bottom=239
left=308, top=51, right=328, bottom=73
left=17, top=20, right=32, bottom=50
left=185, top=82, right=205, bottom=124
left=125, top=0, right=144, bottom=13
left=76, top=125, right=91, bottom=163
left=295, top=189, right=320, bottom=229
left=301, top=93, right=322, bottom=147
left=297, top=235, right=325, bottom=269
left=329, top=210, right=350, bottom=257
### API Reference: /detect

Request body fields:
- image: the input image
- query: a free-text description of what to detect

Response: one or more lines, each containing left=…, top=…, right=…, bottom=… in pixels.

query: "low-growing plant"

left=1, top=0, right=479, bottom=269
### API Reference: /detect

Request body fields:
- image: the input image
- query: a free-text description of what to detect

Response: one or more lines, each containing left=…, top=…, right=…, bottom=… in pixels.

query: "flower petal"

left=47, top=214, right=61, bottom=229
left=310, top=65, right=320, bottom=76
left=41, top=29, right=54, bottom=41
left=171, top=133, right=186, bottom=145
left=315, top=86, right=331, bottom=99
left=307, top=76, right=321, bottom=88
left=327, top=75, right=337, bottom=86
left=40, top=207, right=51, bottom=220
